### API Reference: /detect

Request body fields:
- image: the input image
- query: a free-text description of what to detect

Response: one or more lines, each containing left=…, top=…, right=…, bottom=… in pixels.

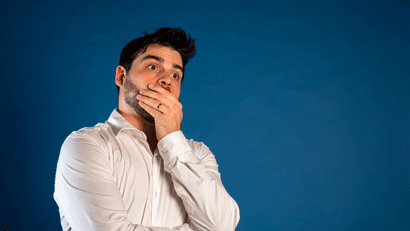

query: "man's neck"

left=117, top=108, right=158, bottom=155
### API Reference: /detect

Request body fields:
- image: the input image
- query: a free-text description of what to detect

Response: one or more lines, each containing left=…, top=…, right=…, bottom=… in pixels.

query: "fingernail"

left=149, top=84, right=154, bottom=89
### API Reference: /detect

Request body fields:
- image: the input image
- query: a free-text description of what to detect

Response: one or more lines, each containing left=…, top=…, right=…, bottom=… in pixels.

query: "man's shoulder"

left=185, top=138, right=220, bottom=169
left=185, top=138, right=215, bottom=160
left=63, top=121, right=114, bottom=148
left=186, top=138, right=207, bottom=150
left=70, top=121, right=111, bottom=135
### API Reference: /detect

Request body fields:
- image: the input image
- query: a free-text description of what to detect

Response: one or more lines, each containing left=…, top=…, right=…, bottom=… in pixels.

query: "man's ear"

left=115, top=66, right=127, bottom=87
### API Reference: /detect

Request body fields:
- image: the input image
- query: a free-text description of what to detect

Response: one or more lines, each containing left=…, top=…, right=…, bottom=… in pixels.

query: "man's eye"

left=172, top=73, right=179, bottom=79
left=148, top=65, right=157, bottom=70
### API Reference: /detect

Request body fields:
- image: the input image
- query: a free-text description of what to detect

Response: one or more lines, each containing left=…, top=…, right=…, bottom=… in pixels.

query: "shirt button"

left=155, top=192, right=158, bottom=197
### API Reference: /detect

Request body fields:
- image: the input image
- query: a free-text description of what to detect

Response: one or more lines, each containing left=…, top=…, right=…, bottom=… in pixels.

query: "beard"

left=123, top=77, right=155, bottom=123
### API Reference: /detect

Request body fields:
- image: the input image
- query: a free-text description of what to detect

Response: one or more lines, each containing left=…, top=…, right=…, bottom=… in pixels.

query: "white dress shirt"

left=54, top=109, right=240, bottom=231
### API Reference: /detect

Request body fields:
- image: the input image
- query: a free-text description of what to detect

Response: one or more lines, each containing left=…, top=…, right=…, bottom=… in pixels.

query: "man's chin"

left=124, top=97, right=154, bottom=123
left=134, top=107, right=154, bottom=123
left=139, top=114, right=154, bottom=124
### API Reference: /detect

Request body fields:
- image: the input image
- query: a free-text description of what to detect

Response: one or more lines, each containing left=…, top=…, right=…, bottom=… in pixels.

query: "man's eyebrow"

left=141, top=54, right=184, bottom=73
left=141, top=55, right=163, bottom=63
left=173, top=64, right=184, bottom=73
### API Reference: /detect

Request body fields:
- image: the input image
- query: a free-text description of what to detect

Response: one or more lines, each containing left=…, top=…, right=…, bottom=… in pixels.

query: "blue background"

left=0, top=0, right=409, bottom=230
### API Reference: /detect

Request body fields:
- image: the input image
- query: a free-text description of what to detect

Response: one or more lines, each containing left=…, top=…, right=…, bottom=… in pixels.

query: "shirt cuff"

left=158, top=131, right=199, bottom=170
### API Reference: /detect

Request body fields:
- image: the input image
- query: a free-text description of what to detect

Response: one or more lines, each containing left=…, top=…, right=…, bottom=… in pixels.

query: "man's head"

left=115, top=27, right=196, bottom=122
left=117, top=27, right=196, bottom=93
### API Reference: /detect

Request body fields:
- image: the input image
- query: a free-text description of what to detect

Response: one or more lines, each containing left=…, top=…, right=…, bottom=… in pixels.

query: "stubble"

left=123, top=76, right=155, bottom=123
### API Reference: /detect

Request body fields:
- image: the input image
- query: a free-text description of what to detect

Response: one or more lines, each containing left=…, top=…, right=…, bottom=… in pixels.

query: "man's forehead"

left=139, top=44, right=182, bottom=64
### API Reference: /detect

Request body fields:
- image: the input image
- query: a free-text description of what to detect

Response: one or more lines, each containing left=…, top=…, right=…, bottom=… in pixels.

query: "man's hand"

left=137, top=83, right=183, bottom=141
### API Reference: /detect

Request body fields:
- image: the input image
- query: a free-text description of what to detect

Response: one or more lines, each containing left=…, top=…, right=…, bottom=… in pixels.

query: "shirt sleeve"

left=54, top=131, right=194, bottom=231
left=158, top=131, right=240, bottom=231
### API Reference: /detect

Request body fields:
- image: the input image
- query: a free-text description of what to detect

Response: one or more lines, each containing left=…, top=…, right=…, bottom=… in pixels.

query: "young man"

left=54, top=27, right=240, bottom=231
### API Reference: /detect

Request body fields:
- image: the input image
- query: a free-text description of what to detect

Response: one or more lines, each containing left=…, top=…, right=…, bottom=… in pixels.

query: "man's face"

left=122, top=44, right=184, bottom=122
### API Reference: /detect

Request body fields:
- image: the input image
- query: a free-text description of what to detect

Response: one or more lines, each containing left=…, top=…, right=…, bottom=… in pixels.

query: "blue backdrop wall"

left=0, top=0, right=409, bottom=230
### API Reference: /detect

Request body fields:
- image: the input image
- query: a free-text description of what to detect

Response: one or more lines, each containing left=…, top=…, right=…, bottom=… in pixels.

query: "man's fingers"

left=147, top=84, right=179, bottom=103
left=137, top=94, right=166, bottom=113
left=139, top=87, right=181, bottom=111
left=139, top=89, right=168, bottom=104
left=139, top=100, right=163, bottom=118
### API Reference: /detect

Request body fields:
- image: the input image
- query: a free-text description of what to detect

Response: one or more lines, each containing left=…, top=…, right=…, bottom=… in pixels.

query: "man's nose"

left=157, top=72, right=172, bottom=87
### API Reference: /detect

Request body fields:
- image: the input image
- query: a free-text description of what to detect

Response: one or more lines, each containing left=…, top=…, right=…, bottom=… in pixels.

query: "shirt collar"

left=107, top=109, right=146, bottom=139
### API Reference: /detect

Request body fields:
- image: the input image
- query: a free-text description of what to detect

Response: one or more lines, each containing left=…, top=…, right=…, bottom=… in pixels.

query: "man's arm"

left=158, top=131, right=240, bottom=231
left=138, top=84, right=240, bottom=230
left=54, top=132, right=193, bottom=231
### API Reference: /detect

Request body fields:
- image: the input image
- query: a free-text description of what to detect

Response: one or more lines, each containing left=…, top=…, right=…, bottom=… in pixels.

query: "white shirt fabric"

left=54, top=109, right=240, bottom=231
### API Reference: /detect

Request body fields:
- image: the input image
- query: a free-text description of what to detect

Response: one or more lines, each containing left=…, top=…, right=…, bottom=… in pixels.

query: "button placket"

left=151, top=154, right=160, bottom=225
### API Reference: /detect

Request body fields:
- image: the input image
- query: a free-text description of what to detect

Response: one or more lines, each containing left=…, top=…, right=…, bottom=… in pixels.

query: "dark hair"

left=118, top=27, right=196, bottom=93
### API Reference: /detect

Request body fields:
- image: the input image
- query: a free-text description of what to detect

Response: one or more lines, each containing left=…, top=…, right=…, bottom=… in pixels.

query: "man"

left=54, top=27, right=240, bottom=231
